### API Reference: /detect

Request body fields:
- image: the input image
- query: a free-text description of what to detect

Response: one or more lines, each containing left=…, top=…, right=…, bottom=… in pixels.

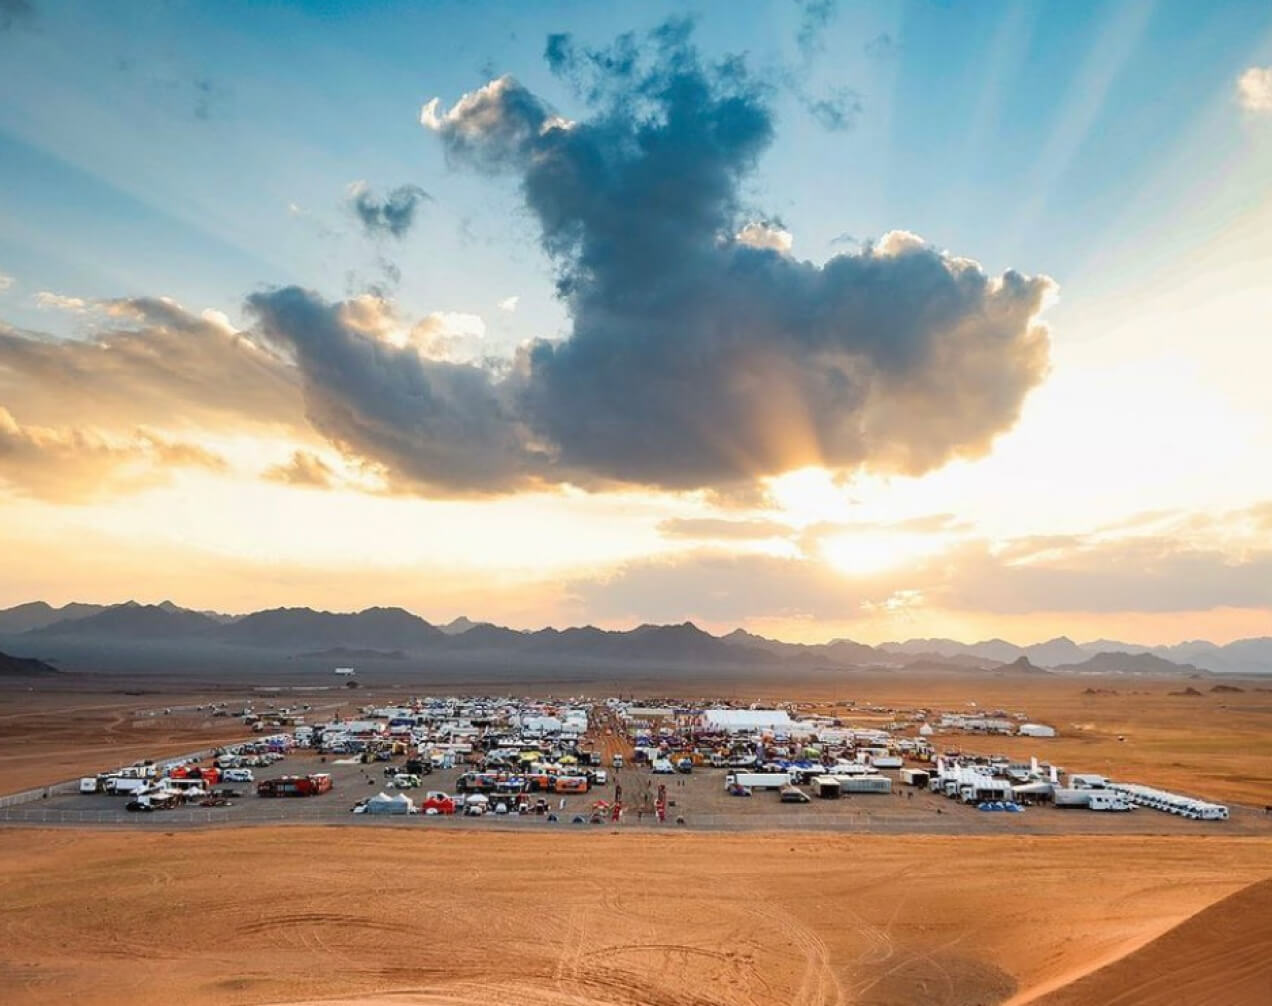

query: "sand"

left=1033, top=876, right=1272, bottom=1005
left=3, top=671, right=1271, bottom=1004
left=1, top=827, right=1269, bottom=1005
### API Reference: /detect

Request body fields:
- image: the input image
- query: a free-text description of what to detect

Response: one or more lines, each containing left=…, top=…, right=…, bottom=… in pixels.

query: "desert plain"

left=1, top=667, right=1270, bottom=1005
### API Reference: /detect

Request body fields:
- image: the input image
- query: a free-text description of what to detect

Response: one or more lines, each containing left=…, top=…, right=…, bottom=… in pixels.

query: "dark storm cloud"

left=417, top=24, right=1052, bottom=494
left=231, top=23, right=1049, bottom=497
left=349, top=183, right=431, bottom=238
left=246, top=286, right=547, bottom=495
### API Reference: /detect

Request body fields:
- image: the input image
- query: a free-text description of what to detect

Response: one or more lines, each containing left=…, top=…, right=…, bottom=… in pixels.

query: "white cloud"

left=1237, top=66, right=1272, bottom=112
left=34, top=291, right=89, bottom=313
left=736, top=222, right=793, bottom=254
left=408, top=311, right=487, bottom=362
left=0, top=273, right=13, bottom=293
left=498, top=295, right=519, bottom=312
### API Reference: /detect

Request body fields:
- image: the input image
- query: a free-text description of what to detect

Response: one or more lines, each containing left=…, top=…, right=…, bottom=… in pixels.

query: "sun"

left=818, top=531, right=945, bottom=578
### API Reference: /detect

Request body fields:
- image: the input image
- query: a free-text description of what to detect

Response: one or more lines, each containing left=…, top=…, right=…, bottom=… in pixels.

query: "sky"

left=1, top=0, right=1271, bottom=645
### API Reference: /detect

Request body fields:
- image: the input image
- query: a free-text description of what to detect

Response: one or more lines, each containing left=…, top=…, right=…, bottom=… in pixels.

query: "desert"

left=2, top=662, right=1270, bottom=1005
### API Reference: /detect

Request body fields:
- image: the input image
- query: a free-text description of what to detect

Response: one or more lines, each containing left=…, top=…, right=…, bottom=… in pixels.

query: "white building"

left=1018, top=723, right=1056, bottom=738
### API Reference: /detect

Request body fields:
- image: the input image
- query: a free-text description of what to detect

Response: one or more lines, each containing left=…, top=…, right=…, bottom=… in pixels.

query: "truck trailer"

left=726, top=772, right=790, bottom=790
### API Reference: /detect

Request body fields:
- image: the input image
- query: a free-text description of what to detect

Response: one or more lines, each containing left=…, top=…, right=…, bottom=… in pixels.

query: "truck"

left=611, top=754, right=624, bottom=769
left=256, top=773, right=332, bottom=797
left=421, top=791, right=457, bottom=815
left=725, top=772, right=790, bottom=790
left=105, top=777, right=149, bottom=796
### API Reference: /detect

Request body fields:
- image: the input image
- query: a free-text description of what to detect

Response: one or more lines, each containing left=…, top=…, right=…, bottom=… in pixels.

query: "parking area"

left=7, top=749, right=1272, bottom=835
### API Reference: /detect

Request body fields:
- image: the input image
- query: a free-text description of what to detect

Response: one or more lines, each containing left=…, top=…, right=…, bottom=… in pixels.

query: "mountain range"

left=1, top=599, right=1269, bottom=674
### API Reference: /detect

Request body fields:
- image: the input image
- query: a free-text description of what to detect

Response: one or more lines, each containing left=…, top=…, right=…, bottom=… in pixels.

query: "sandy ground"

left=0, top=685, right=354, bottom=796
left=0, top=828, right=1268, bottom=1006
left=3, top=671, right=1270, bottom=1004
left=1034, top=876, right=1272, bottom=1005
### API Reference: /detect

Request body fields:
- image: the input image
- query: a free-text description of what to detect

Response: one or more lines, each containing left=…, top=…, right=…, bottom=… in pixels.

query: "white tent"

left=700, top=709, right=793, bottom=732
left=365, top=792, right=415, bottom=815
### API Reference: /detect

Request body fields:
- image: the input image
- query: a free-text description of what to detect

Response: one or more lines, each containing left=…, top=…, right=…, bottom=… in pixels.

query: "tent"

left=365, top=792, right=415, bottom=815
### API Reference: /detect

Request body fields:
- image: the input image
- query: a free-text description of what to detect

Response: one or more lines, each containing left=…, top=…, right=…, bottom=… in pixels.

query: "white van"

left=79, top=777, right=99, bottom=794
left=223, top=768, right=254, bottom=783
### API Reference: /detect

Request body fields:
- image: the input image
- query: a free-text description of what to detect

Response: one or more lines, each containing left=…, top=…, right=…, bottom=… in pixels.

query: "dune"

left=1029, top=876, right=1272, bottom=1005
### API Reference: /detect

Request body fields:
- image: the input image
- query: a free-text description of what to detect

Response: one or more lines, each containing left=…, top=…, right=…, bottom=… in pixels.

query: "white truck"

left=105, top=777, right=149, bottom=796
left=725, top=772, right=790, bottom=790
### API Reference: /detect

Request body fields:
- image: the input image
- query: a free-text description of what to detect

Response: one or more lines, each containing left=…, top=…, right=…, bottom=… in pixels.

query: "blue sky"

left=3, top=0, right=1268, bottom=343
left=1, top=0, right=1271, bottom=642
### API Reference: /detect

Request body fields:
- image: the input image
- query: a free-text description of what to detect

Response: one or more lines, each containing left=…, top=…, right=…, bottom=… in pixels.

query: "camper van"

left=1088, top=792, right=1133, bottom=812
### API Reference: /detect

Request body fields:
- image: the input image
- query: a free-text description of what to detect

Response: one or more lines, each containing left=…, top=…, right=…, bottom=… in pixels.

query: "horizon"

left=2, top=1, right=1271, bottom=648
left=4, top=594, right=1267, bottom=651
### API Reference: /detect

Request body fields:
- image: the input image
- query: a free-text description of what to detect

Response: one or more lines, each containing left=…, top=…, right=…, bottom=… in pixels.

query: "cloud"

left=0, top=406, right=227, bottom=502
left=937, top=536, right=1272, bottom=615
left=0, top=0, right=33, bottom=32
left=1237, top=66, right=1272, bottom=113
left=246, top=286, right=547, bottom=495
left=736, top=222, right=793, bottom=254
left=794, top=0, right=838, bottom=60
left=407, top=310, right=487, bottom=363
left=573, top=550, right=863, bottom=622
left=0, top=297, right=304, bottom=434
left=864, top=32, right=900, bottom=59
left=0, top=273, right=13, bottom=292
left=34, top=291, right=89, bottom=312
left=348, top=181, right=431, bottom=238
left=498, top=295, right=520, bottom=312
left=657, top=517, right=793, bottom=540
left=417, top=25, right=1052, bottom=494
left=800, top=85, right=863, bottom=131
left=263, top=449, right=336, bottom=489
left=574, top=515, right=1272, bottom=625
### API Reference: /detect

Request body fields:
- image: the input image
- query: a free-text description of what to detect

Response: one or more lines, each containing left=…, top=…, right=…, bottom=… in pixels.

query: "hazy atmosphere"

left=3, top=0, right=1271, bottom=646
